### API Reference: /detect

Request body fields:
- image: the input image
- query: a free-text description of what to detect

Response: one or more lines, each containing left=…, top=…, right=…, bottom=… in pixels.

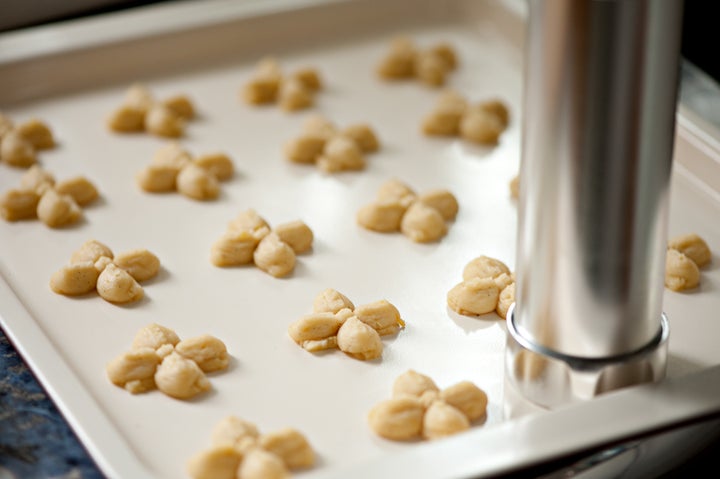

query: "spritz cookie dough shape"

left=283, top=114, right=381, bottom=173
left=241, top=57, right=325, bottom=112
left=665, top=232, right=713, bottom=292
left=1, top=165, right=100, bottom=228
left=210, top=209, right=314, bottom=278
left=357, top=178, right=459, bottom=243
left=376, top=36, right=459, bottom=88
left=287, top=289, right=405, bottom=361
left=106, top=323, right=230, bottom=399
left=0, top=112, right=56, bottom=168
left=187, top=416, right=316, bottom=479
left=50, top=239, right=160, bottom=304
left=446, top=255, right=515, bottom=318
left=136, top=142, right=235, bottom=201
left=107, top=83, right=197, bottom=138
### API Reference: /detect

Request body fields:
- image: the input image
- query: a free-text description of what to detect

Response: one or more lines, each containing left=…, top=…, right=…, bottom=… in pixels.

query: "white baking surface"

left=0, top=1, right=719, bottom=478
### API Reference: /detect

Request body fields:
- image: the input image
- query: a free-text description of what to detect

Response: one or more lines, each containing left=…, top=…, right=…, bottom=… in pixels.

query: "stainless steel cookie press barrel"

left=505, top=0, right=684, bottom=415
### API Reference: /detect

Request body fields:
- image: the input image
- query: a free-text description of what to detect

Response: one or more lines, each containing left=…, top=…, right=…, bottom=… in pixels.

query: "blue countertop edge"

left=0, top=327, right=105, bottom=479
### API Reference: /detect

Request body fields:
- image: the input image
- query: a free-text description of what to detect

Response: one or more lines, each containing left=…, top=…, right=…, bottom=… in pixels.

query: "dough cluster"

left=211, top=209, right=314, bottom=278
left=1, top=165, right=99, bottom=228
left=357, top=178, right=458, bottom=243
left=422, top=89, right=510, bottom=146
left=287, top=288, right=405, bottom=361
left=665, top=233, right=712, bottom=292
left=107, top=84, right=196, bottom=138
left=0, top=113, right=55, bottom=168
left=447, top=255, right=515, bottom=318
left=187, top=416, right=316, bottom=479
left=367, top=370, right=488, bottom=441
left=50, top=239, right=160, bottom=305
left=241, top=57, right=324, bottom=112
left=284, top=114, right=380, bottom=173
left=106, top=323, right=230, bottom=399
left=376, top=36, right=459, bottom=87
left=136, top=142, right=235, bottom=201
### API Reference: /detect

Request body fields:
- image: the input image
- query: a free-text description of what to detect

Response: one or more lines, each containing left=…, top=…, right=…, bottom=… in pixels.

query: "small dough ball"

left=478, top=99, right=510, bottom=128
left=162, top=94, right=195, bottom=120
left=367, top=396, right=424, bottom=440
left=354, top=299, right=404, bottom=336
left=186, top=446, right=242, bottom=479
left=496, top=282, right=515, bottom=319
left=152, top=142, right=193, bottom=171
left=113, top=248, right=160, bottom=282
left=50, top=261, right=100, bottom=295
left=146, top=104, right=185, bottom=138
left=227, top=209, right=271, bottom=237
left=317, top=136, right=365, bottom=173
left=422, top=89, right=467, bottom=135
left=418, top=189, right=459, bottom=221
left=337, top=316, right=383, bottom=360
left=279, top=78, right=313, bottom=112
left=253, top=232, right=297, bottom=278
left=177, top=163, right=220, bottom=200
left=429, top=42, right=458, bottom=70
left=123, top=83, right=155, bottom=114
left=242, top=57, right=283, bottom=105
left=377, top=36, right=417, bottom=80
left=136, top=164, right=179, bottom=193
left=376, top=178, right=416, bottom=207
left=447, top=278, right=500, bottom=316
left=107, top=105, right=145, bottom=132
left=20, top=165, right=55, bottom=194
left=211, top=416, right=260, bottom=448
left=16, top=118, right=55, bottom=150
left=462, top=255, right=511, bottom=282
left=357, top=201, right=406, bottom=233
left=459, top=109, right=503, bottom=145
left=665, top=249, right=700, bottom=292
left=342, top=124, right=380, bottom=153
left=440, top=381, right=488, bottom=421
left=0, top=188, right=40, bottom=221
left=154, top=351, right=211, bottom=399
left=96, top=263, right=144, bottom=304
left=273, top=220, right=314, bottom=254
left=131, top=323, right=180, bottom=350
left=312, top=288, right=354, bottom=314
left=292, top=67, right=323, bottom=91
left=36, top=189, right=82, bottom=228
left=284, top=134, right=326, bottom=164
left=288, top=312, right=343, bottom=345
left=238, top=448, right=289, bottom=479
left=0, top=112, right=14, bottom=138
left=509, top=174, right=520, bottom=199
left=423, top=400, right=470, bottom=440
left=175, top=334, right=230, bottom=372
left=415, top=50, right=448, bottom=87
left=1, top=130, right=36, bottom=168
left=302, top=114, right=337, bottom=140
left=54, top=176, right=99, bottom=206
left=259, top=428, right=315, bottom=470
left=211, top=230, right=260, bottom=266
left=392, top=369, right=439, bottom=398
left=193, top=153, right=234, bottom=181
left=400, top=202, right=448, bottom=243
left=668, top=233, right=712, bottom=268
left=106, top=347, right=160, bottom=394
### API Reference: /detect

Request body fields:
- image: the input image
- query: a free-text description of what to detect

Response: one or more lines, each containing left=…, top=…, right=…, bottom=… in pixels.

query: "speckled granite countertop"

left=0, top=329, right=105, bottom=479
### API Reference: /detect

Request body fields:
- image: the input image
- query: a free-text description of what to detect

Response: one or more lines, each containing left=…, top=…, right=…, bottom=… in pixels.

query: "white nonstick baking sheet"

left=1, top=1, right=719, bottom=478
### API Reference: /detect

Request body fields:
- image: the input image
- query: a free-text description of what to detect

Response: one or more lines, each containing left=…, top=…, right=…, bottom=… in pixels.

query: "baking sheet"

left=1, top=1, right=719, bottom=478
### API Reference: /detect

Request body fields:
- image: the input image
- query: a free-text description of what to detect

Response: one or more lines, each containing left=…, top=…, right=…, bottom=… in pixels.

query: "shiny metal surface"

left=507, top=0, right=684, bottom=410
